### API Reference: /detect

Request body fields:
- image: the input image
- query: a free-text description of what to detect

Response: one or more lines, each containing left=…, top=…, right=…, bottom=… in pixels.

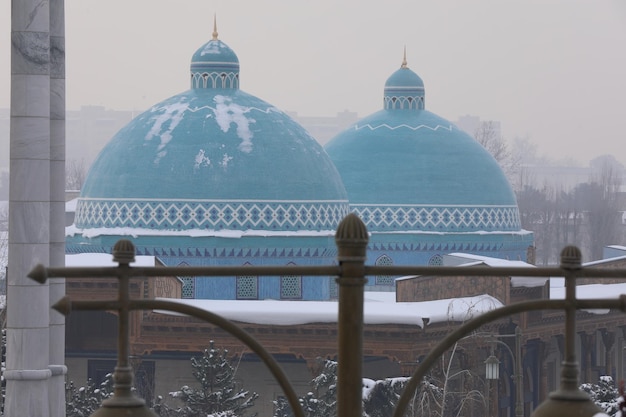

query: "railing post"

left=335, top=213, right=369, bottom=417
left=91, top=240, right=157, bottom=417
left=530, top=246, right=602, bottom=417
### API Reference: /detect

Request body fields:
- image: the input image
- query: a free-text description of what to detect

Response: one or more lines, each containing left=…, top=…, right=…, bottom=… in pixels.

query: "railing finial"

left=560, top=246, right=582, bottom=270
left=113, top=239, right=136, bottom=265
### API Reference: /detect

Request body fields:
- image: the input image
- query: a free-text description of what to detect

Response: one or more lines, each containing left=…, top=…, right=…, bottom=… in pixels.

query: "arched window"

left=428, top=254, right=444, bottom=266
left=375, top=254, right=394, bottom=285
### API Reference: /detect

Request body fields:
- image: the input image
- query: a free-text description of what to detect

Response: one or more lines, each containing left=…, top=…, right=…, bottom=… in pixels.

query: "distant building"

left=454, top=114, right=502, bottom=139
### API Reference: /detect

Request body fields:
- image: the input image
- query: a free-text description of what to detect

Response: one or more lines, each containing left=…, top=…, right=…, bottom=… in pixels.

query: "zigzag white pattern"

left=74, top=199, right=349, bottom=231
left=154, top=103, right=280, bottom=116
left=354, top=205, right=521, bottom=231
left=355, top=123, right=454, bottom=131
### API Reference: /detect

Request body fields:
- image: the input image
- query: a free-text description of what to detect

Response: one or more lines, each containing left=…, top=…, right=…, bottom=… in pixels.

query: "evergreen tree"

left=157, top=341, right=258, bottom=417
left=65, top=374, right=114, bottom=417
left=580, top=375, right=620, bottom=416
left=362, top=377, right=408, bottom=417
left=272, top=359, right=336, bottom=417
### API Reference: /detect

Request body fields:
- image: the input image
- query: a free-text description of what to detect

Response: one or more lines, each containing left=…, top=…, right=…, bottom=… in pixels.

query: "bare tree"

left=574, top=156, right=624, bottom=260
left=508, top=135, right=539, bottom=194
left=66, top=158, right=87, bottom=191
left=474, top=121, right=509, bottom=166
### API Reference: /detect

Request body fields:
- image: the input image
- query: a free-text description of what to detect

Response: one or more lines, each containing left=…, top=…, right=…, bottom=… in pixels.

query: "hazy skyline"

left=2, top=1, right=625, bottom=165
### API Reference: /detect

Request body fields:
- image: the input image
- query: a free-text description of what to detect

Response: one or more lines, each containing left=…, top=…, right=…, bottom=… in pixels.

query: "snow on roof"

left=65, top=252, right=156, bottom=267
left=550, top=282, right=626, bottom=314
left=446, top=253, right=547, bottom=288
left=66, top=224, right=337, bottom=238
left=153, top=293, right=503, bottom=328
left=583, top=256, right=626, bottom=267
left=445, top=253, right=532, bottom=268
left=396, top=253, right=545, bottom=288
left=65, top=198, right=78, bottom=212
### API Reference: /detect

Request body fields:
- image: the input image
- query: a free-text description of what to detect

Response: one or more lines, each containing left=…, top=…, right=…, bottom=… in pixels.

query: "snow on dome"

left=325, top=50, right=533, bottom=264
left=74, top=29, right=349, bottom=235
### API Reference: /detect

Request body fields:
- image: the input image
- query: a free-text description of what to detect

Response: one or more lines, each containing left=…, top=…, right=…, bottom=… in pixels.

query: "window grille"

left=236, top=275, right=258, bottom=300
left=280, top=275, right=302, bottom=299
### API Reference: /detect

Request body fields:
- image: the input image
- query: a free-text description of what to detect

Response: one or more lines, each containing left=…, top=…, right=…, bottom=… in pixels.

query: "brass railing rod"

left=34, top=265, right=341, bottom=279
left=33, top=264, right=626, bottom=280
left=366, top=265, right=626, bottom=278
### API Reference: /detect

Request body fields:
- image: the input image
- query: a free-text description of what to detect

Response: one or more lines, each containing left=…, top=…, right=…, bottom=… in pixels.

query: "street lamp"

left=485, top=354, right=500, bottom=380
left=485, top=354, right=500, bottom=416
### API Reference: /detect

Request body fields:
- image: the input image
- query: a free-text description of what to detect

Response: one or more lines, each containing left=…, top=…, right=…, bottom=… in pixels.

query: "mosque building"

left=324, top=49, right=534, bottom=279
left=67, top=23, right=350, bottom=301
left=60, top=25, right=626, bottom=417
left=66, top=25, right=533, bottom=299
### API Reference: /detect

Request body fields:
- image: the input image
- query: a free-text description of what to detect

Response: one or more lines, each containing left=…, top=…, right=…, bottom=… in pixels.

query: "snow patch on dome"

left=194, top=149, right=211, bottom=169
left=220, top=153, right=233, bottom=168
left=213, top=95, right=255, bottom=153
left=199, top=41, right=222, bottom=55
left=145, top=99, right=190, bottom=163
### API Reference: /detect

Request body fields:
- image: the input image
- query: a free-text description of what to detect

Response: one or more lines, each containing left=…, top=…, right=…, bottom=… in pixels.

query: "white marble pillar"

left=49, top=0, right=67, bottom=416
left=7, top=0, right=52, bottom=416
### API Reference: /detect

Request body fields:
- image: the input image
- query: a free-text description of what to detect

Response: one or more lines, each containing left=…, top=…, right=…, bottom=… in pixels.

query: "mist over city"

left=2, top=2, right=626, bottom=417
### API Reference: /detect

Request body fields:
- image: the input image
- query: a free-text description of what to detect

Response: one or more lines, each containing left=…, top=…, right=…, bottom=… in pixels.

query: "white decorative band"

left=384, top=95, right=425, bottom=110
left=75, top=199, right=350, bottom=231
left=4, top=369, right=52, bottom=381
left=49, top=365, right=68, bottom=376
left=191, top=71, right=239, bottom=89
left=354, top=205, right=521, bottom=231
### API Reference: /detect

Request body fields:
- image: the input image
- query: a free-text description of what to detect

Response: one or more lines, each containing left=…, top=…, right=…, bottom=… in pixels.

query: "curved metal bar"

left=392, top=297, right=626, bottom=417
left=65, top=298, right=305, bottom=417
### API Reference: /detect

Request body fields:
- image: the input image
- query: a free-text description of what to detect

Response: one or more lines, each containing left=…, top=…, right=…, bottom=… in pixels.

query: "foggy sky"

left=1, top=1, right=625, bottom=164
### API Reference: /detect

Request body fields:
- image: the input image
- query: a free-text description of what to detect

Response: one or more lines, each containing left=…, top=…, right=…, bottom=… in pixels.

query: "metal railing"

left=28, top=213, right=626, bottom=417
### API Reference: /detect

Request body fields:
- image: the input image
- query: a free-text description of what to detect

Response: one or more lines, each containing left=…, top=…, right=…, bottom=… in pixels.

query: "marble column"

left=49, top=0, right=67, bottom=416
left=7, top=0, right=52, bottom=416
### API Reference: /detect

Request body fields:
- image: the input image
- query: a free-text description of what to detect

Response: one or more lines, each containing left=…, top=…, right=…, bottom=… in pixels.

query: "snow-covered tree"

left=65, top=374, right=114, bottom=417
left=272, top=358, right=451, bottom=417
left=273, top=359, right=336, bottom=417
left=580, top=375, right=620, bottom=416
left=156, top=341, right=258, bottom=417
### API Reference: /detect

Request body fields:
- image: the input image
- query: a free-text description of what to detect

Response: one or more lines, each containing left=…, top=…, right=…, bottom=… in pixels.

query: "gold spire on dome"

left=212, top=14, right=219, bottom=40
left=401, top=46, right=408, bottom=69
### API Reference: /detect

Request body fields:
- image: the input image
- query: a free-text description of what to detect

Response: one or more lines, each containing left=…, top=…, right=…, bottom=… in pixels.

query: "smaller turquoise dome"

left=383, top=52, right=424, bottom=110
left=190, top=19, right=240, bottom=90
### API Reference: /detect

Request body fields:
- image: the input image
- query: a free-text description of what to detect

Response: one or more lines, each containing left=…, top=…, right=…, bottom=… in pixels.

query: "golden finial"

left=401, top=46, right=408, bottom=69
left=212, top=14, right=219, bottom=40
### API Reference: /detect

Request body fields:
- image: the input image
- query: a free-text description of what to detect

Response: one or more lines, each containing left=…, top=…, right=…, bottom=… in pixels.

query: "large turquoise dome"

left=325, top=55, right=523, bottom=235
left=76, top=28, right=349, bottom=232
